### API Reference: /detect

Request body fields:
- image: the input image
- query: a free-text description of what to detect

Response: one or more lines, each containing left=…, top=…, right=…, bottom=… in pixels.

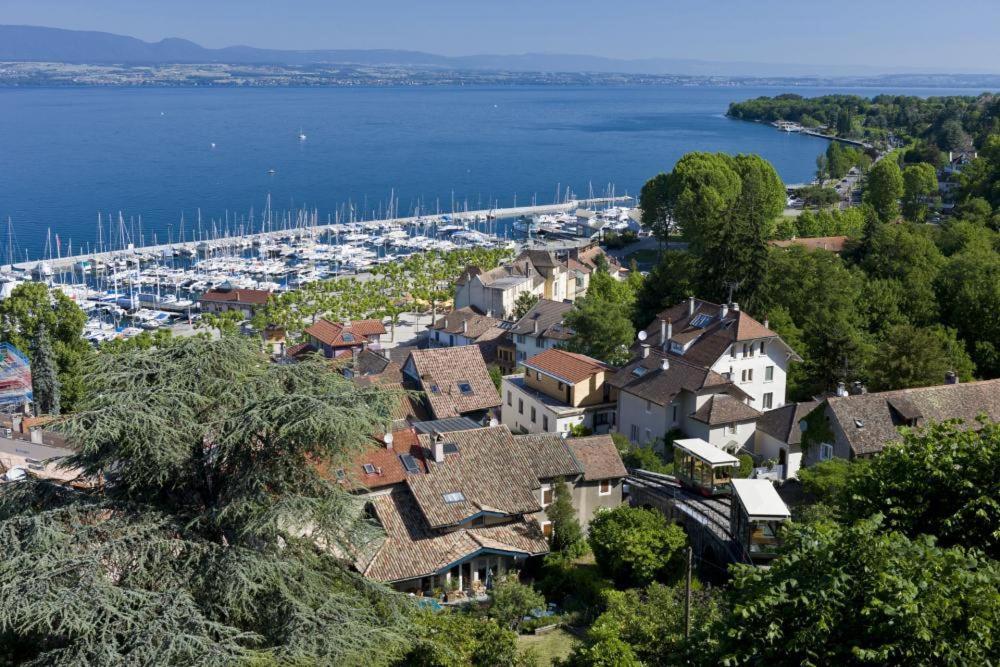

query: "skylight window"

left=400, top=454, right=421, bottom=474
left=335, top=468, right=346, bottom=480
left=690, top=314, right=713, bottom=328
left=362, top=463, right=378, bottom=475
left=443, top=491, right=466, bottom=504
left=430, top=384, right=441, bottom=394
left=632, top=367, right=648, bottom=377
left=443, top=443, right=460, bottom=455
left=457, top=381, right=473, bottom=395
left=342, top=333, right=355, bottom=342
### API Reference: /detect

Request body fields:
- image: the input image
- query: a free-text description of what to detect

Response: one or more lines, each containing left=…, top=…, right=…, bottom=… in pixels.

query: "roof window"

left=342, top=333, right=354, bottom=342
left=443, top=491, right=466, bottom=504
left=457, top=381, right=473, bottom=395
left=400, top=454, right=421, bottom=474
left=632, top=367, right=648, bottom=377
left=362, top=463, right=378, bottom=475
left=690, top=314, right=713, bottom=328
left=443, top=443, right=460, bottom=455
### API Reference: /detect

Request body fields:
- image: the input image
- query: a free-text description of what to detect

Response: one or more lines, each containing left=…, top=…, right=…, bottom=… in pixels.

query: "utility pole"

left=684, top=545, right=693, bottom=638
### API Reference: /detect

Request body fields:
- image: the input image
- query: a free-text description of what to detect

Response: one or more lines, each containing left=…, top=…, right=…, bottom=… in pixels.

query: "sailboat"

left=298, top=128, right=307, bottom=141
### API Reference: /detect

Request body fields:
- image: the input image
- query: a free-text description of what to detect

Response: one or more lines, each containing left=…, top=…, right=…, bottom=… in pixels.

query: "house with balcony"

left=501, top=348, right=617, bottom=436
left=401, top=346, right=501, bottom=422
left=303, top=318, right=386, bottom=359
left=349, top=425, right=550, bottom=597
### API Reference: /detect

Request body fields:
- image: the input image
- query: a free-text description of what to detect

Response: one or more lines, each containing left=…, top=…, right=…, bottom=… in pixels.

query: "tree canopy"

left=0, top=336, right=412, bottom=665
left=587, top=506, right=687, bottom=588
left=863, top=158, right=904, bottom=223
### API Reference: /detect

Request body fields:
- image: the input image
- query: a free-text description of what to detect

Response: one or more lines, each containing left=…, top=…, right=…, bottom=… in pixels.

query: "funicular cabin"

left=730, top=478, right=791, bottom=563
left=672, top=437, right=739, bottom=496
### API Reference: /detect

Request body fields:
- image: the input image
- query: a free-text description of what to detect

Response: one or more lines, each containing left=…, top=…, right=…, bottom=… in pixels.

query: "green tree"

left=901, top=162, right=939, bottom=222
left=512, top=291, right=540, bottom=320
left=0, top=281, right=92, bottom=412
left=587, top=506, right=687, bottom=587
left=936, top=245, right=1000, bottom=378
left=397, top=611, right=533, bottom=667
left=546, top=478, right=585, bottom=556
left=0, top=336, right=411, bottom=664
left=841, top=419, right=1000, bottom=558
left=861, top=222, right=944, bottom=325
left=563, top=296, right=634, bottom=367
left=863, top=158, right=904, bottom=222
left=639, top=172, right=675, bottom=246
left=29, top=322, right=60, bottom=416
left=487, top=576, right=546, bottom=631
left=564, top=583, right=720, bottom=667
left=867, top=323, right=975, bottom=391
left=710, top=517, right=1000, bottom=666
left=631, top=250, right=698, bottom=329
left=198, top=309, right=245, bottom=336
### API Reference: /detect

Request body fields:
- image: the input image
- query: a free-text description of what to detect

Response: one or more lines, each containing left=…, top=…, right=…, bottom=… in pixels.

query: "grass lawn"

left=517, top=628, right=580, bottom=666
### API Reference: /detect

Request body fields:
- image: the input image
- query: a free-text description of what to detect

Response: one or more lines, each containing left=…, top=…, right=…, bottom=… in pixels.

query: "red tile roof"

left=405, top=346, right=501, bottom=419
left=566, top=435, right=628, bottom=481
left=331, top=428, right=427, bottom=491
left=523, top=348, right=608, bottom=385
left=305, top=318, right=386, bottom=347
left=198, top=287, right=272, bottom=305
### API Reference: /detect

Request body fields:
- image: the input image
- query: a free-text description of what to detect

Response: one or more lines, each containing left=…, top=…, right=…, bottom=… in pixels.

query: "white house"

left=508, top=298, right=574, bottom=364
left=454, top=250, right=571, bottom=319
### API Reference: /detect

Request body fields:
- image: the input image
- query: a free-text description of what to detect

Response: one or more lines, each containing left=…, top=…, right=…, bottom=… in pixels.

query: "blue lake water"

left=0, top=85, right=982, bottom=258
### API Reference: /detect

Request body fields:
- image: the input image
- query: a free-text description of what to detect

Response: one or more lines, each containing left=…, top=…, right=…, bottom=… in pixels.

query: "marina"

left=1, top=196, right=635, bottom=344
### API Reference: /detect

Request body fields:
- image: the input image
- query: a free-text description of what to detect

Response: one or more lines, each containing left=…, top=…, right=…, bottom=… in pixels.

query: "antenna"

left=723, top=280, right=742, bottom=304
left=637, top=330, right=648, bottom=341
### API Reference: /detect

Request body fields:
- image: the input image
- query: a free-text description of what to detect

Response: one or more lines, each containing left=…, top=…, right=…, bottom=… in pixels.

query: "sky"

left=5, top=0, right=1000, bottom=71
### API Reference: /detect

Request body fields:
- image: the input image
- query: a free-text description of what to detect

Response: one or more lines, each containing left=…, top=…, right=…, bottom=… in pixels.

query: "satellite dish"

left=488, top=417, right=499, bottom=428
left=637, top=330, right=648, bottom=341
left=383, top=433, right=394, bottom=446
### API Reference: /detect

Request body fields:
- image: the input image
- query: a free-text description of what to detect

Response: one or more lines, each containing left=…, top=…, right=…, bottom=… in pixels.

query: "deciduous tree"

left=863, top=158, right=904, bottom=222
left=587, top=505, right=687, bottom=587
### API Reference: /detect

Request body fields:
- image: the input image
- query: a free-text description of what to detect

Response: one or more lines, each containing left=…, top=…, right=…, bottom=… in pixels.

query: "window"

left=741, top=369, right=753, bottom=383
left=599, top=479, right=612, bottom=496
left=541, top=521, right=553, bottom=537
left=400, top=455, right=421, bottom=474
left=435, top=331, right=441, bottom=341
left=743, top=343, right=750, bottom=357
left=541, top=486, right=553, bottom=506
left=672, top=405, right=678, bottom=423
left=747, top=368, right=753, bottom=382
left=531, top=406, right=537, bottom=423
left=507, top=390, right=512, bottom=406
left=630, top=424, right=639, bottom=442
left=765, top=365, right=774, bottom=382
left=362, top=463, right=378, bottom=475
left=516, top=350, right=526, bottom=361
left=543, top=415, right=549, bottom=431
left=763, top=392, right=773, bottom=410
left=645, top=400, right=652, bottom=414
left=535, top=370, right=541, bottom=381
left=759, top=341, right=766, bottom=355
left=443, top=491, right=466, bottom=504
left=557, top=381, right=564, bottom=391
left=518, top=398, right=524, bottom=415
left=741, top=369, right=747, bottom=383
left=730, top=345, right=737, bottom=359
left=343, top=333, right=354, bottom=343
left=728, top=424, right=737, bottom=435
left=595, top=412, right=609, bottom=426
left=819, top=443, right=834, bottom=461
left=448, top=334, right=454, bottom=346
left=457, top=381, right=473, bottom=395
left=516, top=334, right=525, bottom=344
left=430, top=384, right=441, bottom=394
left=537, top=337, right=545, bottom=347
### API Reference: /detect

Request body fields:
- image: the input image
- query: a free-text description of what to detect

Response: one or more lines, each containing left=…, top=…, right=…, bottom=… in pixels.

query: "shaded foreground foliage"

left=0, top=336, right=412, bottom=666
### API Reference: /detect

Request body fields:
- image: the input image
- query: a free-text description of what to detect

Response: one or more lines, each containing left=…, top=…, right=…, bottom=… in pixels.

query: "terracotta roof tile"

left=509, top=299, right=574, bottom=339
left=198, top=287, right=271, bottom=305
left=689, top=394, right=762, bottom=426
left=826, top=379, right=1000, bottom=457
left=756, top=401, right=820, bottom=445
left=523, top=348, right=608, bottom=385
left=305, top=318, right=386, bottom=347
left=405, top=346, right=501, bottom=419
left=608, top=350, right=745, bottom=406
left=360, top=486, right=548, bottom=583
left=429, top=307, right=503, bottom=341
left=565, top=435, right=628, bottom=481
left=513, top=433, right=581, bottom=480
left=408, top=426, right=541, bottom=528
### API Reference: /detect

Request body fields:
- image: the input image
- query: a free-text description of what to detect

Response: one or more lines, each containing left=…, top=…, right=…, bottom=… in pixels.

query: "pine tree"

left=29, top=322, right=60, bottom=416
left=546, top=477, right=585, bottom=556
left=0, top=336, right=412, bottom=665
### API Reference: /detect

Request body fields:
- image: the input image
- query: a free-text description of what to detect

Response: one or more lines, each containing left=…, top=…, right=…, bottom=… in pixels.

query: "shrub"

left=588, top=506, right=687, bottom=587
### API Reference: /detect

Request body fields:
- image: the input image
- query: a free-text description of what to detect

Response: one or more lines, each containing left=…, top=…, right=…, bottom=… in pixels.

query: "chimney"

left=641, top=344, right=651, bottom=359
left=763, top=318, right=769, bottom=329
left=666, top=317, right=673, bottom=341
left=720, top=303, right=729, bottom=319
left=945, top=371, right=959, bottom=385
left=731, top=302, right=740, bottom=312
left=533, top=318, right=539, bottom=335
left=687, top=296, right=695, bottom=316
left=659, top=358, right=670, bottom=371
left=433, top=433, right=445, bottom=463
left=462, top=319, right=468, bottom=335
left=836, top=382, right=848, bottom=397
left=659, top=318, right=666, bottom=343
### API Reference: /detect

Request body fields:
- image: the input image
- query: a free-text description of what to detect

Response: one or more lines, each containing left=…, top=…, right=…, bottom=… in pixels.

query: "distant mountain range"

left=2, top=24, right=993, bottom=78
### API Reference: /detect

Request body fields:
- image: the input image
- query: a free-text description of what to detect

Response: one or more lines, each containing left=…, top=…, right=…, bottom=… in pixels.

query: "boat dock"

left=11, top=197, right=630, bottom=274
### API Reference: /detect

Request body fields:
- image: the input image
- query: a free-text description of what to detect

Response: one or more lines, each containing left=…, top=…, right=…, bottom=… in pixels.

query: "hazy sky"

left=6, top=0, right=1000, bottom=70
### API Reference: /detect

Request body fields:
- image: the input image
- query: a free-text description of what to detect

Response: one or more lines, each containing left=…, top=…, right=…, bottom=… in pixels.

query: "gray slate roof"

left=756, top=401, right=820, bottom=445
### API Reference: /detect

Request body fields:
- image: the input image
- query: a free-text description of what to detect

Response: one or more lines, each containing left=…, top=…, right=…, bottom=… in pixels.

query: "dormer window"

left=343, top=333, right=354, bottom=343
left=430, top=384, right=440, bottom=394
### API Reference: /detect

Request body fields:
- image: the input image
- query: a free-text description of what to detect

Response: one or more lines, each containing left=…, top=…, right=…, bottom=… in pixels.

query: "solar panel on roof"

left=400, top=454, right=421, bottom=474
left=690, top=314, right=714, bottom=328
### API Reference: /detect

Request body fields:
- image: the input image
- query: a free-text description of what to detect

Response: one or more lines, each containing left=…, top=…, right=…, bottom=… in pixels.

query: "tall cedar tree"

left=29, top=322, right=60, bottom=416
left=545, top=477, right=585, bottom=555
left=0, top=336, right=412, bottom=665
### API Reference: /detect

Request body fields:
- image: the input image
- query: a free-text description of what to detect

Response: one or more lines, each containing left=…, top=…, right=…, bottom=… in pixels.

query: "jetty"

left=11, top=197, right=630, bottom=274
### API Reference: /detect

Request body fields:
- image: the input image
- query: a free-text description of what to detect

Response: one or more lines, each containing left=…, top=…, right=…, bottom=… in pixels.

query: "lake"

left=0, top=84, right=981, bottom=257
